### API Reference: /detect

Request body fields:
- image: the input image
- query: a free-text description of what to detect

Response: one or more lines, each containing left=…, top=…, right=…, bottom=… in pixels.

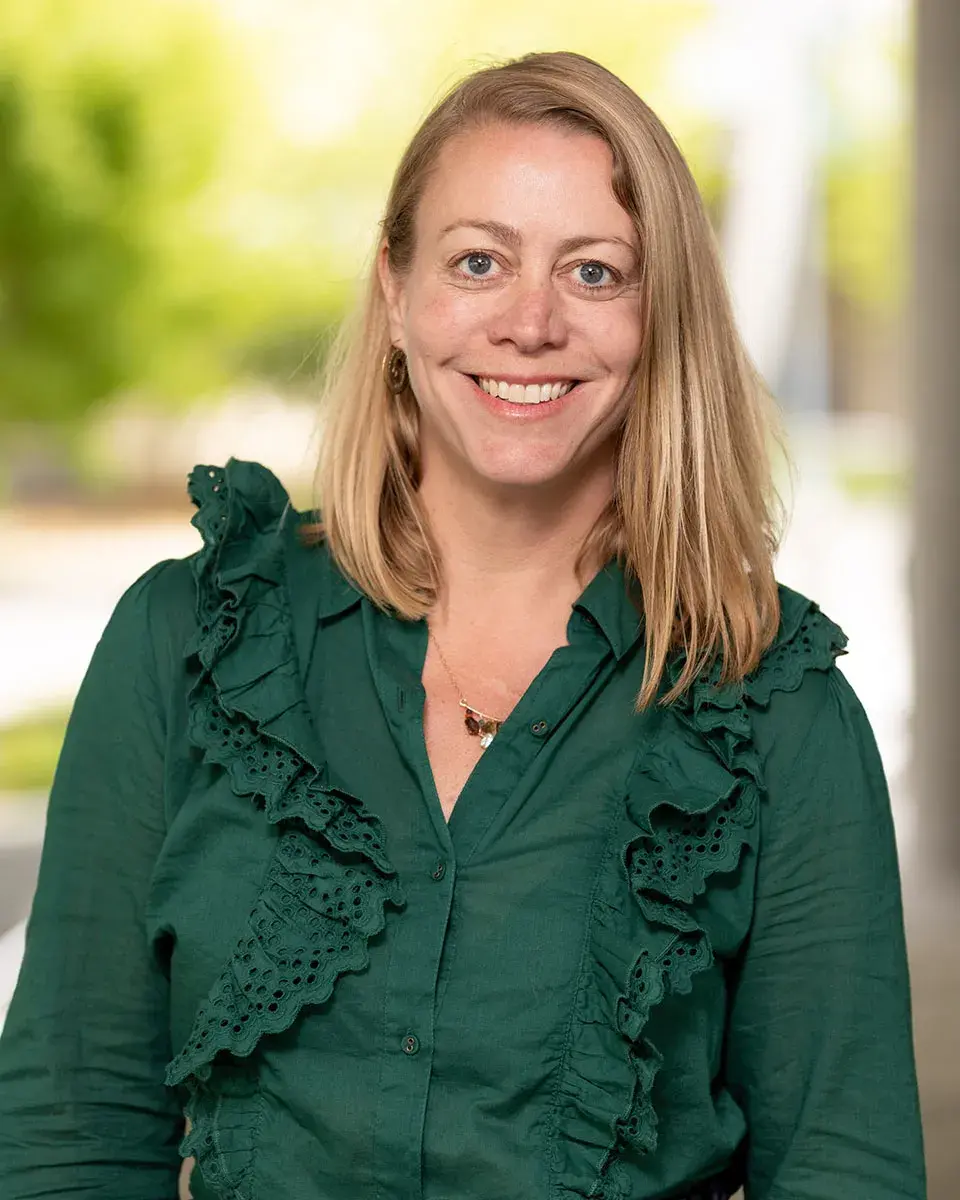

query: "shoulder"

left=747, top=582, right=848, bottom=704
left=99, top=558, right=195, bottom=685
left=745, top=583, right=848, bottom=720
left=661, top=583, right=855, bottom=808
left=747, top=584, right=882, bottom=801
left=677, top=583, right=849, bottom=741
left=102, top=460, right=297, bottom=692
left=183, top=457, right=355, bottom=618
left=186, top=458, right=293, bottom=539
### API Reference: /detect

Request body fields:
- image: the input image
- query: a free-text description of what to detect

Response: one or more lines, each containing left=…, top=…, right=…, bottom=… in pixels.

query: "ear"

left=377, top=241, right=407, bottom=349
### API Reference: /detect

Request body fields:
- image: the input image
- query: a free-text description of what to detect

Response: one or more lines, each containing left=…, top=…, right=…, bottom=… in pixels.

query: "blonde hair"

left=311, top=50, right=784, bottom=707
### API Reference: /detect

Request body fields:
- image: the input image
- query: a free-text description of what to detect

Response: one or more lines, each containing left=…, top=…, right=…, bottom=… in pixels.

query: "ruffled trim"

left=588, top=588, right=847, bottom=1196
left=165, top=461, right=403, bottom=1197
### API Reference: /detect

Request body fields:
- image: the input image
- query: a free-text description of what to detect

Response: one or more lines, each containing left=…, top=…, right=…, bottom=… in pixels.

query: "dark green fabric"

left=0, top=460, right=926, bottom=1200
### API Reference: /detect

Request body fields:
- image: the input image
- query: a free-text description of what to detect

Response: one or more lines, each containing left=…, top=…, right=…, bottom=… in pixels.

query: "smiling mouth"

left=468, top=376, right=581, bottom=406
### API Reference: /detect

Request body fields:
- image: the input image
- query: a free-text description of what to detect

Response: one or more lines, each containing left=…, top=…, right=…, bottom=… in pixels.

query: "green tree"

left=0, top=0, right=329, bottom=424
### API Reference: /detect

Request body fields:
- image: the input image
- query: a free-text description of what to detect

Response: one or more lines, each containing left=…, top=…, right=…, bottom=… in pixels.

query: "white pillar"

left=912, top=0, right=960, bottom=878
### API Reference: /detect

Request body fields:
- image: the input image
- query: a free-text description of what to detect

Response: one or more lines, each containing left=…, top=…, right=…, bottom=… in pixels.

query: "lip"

left=461, top=372, right=584, bottom=419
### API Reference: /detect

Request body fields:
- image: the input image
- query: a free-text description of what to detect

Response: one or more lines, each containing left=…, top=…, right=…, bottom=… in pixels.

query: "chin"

left=467, top=450, right=577, bottom=491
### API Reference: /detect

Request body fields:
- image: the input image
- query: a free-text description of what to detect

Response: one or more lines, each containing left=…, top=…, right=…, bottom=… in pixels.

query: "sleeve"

left=724, top=665, right=927, bottom=1200
left=0, top=562, right=185, bottom=1198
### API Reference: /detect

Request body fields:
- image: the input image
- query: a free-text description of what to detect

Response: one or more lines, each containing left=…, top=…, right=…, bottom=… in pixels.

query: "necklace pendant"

left=460, top=702, right=501, bottom=750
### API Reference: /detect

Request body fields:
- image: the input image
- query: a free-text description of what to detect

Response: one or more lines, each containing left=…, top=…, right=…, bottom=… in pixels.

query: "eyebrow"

left=438, top=219, right=638, bottom=258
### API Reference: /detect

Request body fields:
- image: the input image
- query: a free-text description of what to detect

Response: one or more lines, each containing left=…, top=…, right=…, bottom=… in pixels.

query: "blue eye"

left=462, top=252, right=493, bottom=276
left=577, top=262, right=610, bottom=286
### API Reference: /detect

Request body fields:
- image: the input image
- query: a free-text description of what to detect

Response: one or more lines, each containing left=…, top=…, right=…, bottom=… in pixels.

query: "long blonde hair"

left=311, top=51, right=784, bottom=707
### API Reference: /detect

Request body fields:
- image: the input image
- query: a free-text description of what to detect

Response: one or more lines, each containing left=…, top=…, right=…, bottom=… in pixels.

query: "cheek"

left=590, top=307, right=643, bottom=373
left=407, top=282, right=486, bottom=358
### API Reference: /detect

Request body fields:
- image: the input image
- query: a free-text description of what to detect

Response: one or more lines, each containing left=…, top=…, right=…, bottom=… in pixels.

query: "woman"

left=0, top=51, right=925, bottom=1200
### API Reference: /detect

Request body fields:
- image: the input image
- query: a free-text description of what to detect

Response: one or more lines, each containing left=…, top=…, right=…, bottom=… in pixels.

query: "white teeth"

left=476, top=377, right=576, bottom=404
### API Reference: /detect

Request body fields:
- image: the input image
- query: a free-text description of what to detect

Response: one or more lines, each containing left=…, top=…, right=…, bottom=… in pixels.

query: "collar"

left=316, top=550, right=365, bottom=622
left=573, top=558, right=644, bottom=661
left=282, top=512, right=362, bottom=621
left=283, top=513, right=362, bottom=681
left=288, top=521, right=642, bottom=660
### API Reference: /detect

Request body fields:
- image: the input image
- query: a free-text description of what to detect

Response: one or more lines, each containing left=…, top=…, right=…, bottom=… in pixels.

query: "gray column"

left=913, top=0, right=960, bottom=879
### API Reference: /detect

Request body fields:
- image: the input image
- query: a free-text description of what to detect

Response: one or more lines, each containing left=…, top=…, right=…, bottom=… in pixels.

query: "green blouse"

left=0, top=460, right=925, bottom=1200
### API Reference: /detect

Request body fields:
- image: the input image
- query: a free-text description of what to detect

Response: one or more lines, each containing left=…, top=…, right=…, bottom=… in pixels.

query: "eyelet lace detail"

left=165, top=461, right=403, bottom=1197
left=587, top=590, right=848, bottom=1197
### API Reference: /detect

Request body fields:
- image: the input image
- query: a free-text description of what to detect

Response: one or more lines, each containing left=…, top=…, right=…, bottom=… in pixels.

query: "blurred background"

left=0, top=0, right=957, bottom=1192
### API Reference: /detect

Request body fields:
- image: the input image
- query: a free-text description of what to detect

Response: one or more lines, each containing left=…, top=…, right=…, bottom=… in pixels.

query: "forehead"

left=416, top=121, right=636, bottom=244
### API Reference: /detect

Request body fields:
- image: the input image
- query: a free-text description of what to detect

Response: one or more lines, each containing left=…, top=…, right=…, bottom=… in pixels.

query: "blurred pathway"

left=0, top=506, right=199, bottom=727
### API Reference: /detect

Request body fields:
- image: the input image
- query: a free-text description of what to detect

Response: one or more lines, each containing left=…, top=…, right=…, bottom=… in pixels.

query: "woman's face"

left=379, top=121, right=644, bottom=494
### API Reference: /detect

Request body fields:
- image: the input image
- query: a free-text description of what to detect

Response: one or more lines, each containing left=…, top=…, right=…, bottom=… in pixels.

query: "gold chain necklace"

left=428, top=629, right=505, bottom=749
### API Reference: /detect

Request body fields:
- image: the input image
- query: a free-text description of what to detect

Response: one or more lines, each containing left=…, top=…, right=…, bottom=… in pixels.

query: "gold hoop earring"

left=382, top=346, right=408, bottom=394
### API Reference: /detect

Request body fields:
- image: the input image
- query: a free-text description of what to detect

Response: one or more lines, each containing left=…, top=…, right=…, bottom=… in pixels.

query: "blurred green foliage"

left=0, top=706, right=68, bottom=792
left=0, top=0, right=342, bottom=424
left=0, top=0, right=230, bottom=420
left=824, top=30, right=909, bottom=315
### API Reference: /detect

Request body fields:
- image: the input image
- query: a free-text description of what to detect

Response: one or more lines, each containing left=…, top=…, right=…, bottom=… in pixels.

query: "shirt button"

left=530, top=719, right=549, bottom=736
left=402, top=1034, right=420, bottom=1055
left=431, top=861, right=446, bottom=881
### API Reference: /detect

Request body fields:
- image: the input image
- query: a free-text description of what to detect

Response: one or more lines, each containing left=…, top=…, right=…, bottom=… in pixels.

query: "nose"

left=486, top=277, right=568, bottom=353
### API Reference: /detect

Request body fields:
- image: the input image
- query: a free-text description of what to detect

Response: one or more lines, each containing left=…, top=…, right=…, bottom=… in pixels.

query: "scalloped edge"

left=587, top=593, right=847, bottom=1195
left=166, top=462, right=404, bottom=1196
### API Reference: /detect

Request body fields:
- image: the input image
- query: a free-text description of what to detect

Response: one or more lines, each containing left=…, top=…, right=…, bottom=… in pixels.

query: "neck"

left=418, top=450, right=616, bottom=629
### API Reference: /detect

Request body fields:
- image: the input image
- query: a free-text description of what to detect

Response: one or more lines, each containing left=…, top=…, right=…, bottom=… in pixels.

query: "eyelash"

left=451, top=251, right=624, bottom=293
